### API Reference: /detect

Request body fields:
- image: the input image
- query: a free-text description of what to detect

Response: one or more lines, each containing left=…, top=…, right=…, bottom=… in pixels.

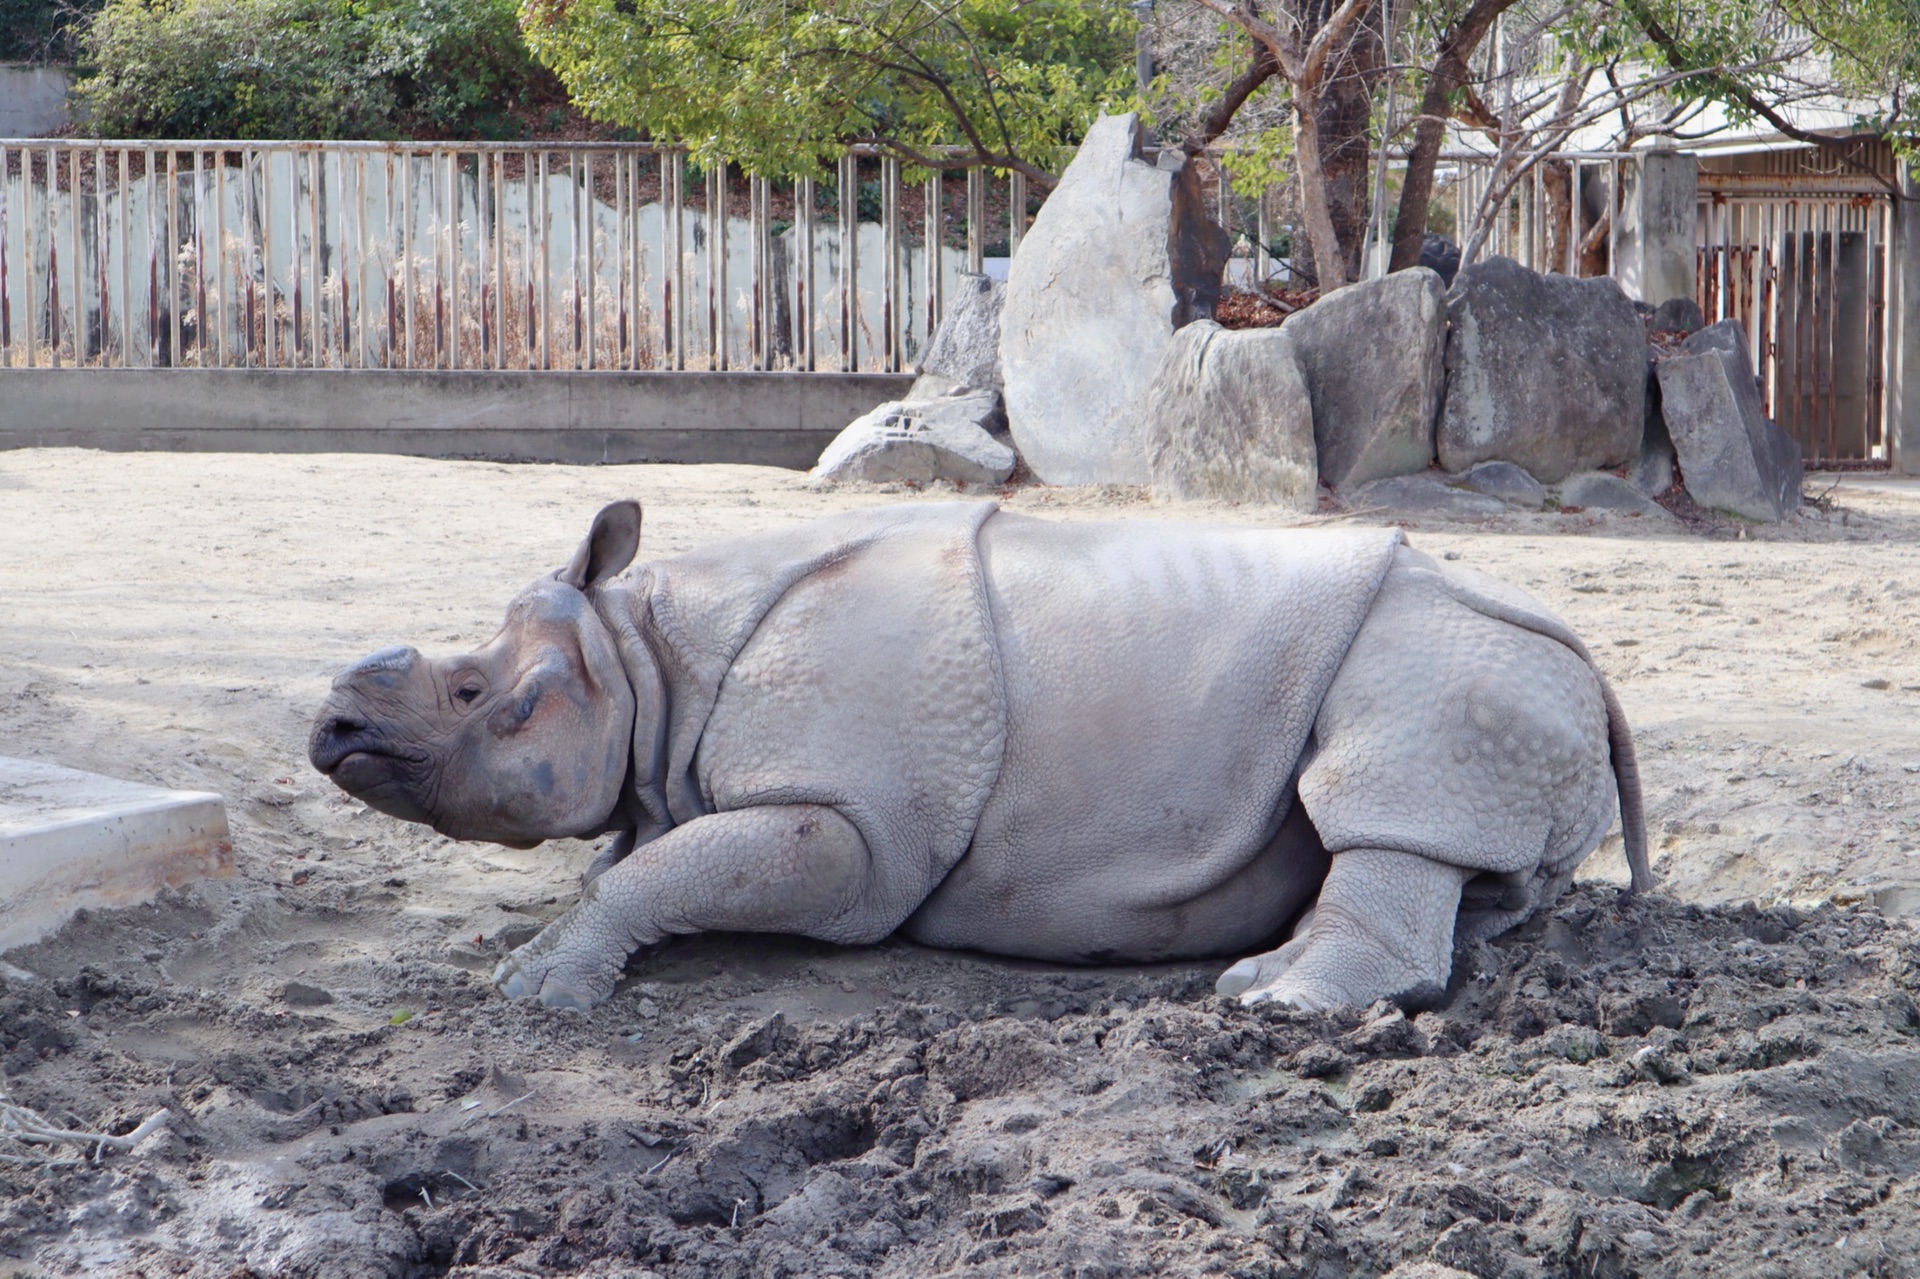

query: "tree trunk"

left=1292, top=105, right=1350, bottom=290
left=1308, top=50, right=1377, bottom=284
left=1286, top=0, right=1382, bottom=290
left=1386, top=0, right=1517, bottom=273
left=1542, top=157, right=1573, bottom=273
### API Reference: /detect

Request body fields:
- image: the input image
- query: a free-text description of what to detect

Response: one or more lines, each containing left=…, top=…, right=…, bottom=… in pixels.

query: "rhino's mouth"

left=310, top=716, right=430, bottom=784
left=323, top=749, right=435, bottom=823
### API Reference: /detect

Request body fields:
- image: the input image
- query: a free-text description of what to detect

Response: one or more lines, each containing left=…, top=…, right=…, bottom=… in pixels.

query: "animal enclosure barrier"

left=1442, top=151, right=1633, bottom=280
left=0, top=141, right=1036, bottom=373
left=1694, top=170, right=1895, bottom=468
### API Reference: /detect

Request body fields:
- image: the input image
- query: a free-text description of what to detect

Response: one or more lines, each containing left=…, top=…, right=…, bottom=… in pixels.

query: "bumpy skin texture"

left=318, top=501, right=1645, bottom=1014
left=1230, top=544, right=1624, bottom=1009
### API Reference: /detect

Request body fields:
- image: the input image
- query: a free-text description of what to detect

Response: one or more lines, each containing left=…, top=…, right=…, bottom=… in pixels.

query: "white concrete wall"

left=0, top=64, right=71, bottom=137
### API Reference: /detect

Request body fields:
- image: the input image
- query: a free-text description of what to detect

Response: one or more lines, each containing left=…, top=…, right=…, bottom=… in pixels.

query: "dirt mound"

left=5, top=883, right=1918, bottom=1278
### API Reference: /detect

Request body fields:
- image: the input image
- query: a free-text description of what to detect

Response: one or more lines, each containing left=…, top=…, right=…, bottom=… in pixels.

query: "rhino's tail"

left=1597, top=671, right=1652, bottom=894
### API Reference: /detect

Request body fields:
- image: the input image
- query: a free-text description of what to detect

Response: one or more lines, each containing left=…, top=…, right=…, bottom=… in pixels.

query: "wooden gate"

left=1696, top=157, right=1895, bottom=467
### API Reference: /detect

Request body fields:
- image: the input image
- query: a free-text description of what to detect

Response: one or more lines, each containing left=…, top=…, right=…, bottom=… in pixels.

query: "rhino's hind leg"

left=1228, top=849, right=1471, bottom=1010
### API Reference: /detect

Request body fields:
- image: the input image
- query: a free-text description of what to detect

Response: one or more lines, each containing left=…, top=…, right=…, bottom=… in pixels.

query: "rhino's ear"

left=558, top=500, right=642, bottom=591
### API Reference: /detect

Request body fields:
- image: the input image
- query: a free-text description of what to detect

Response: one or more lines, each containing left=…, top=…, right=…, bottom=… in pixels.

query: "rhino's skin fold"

left=312, top=501, right=1649, bottom=1012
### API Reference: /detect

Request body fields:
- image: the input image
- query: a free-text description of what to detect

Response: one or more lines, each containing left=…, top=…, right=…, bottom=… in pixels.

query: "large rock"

left=1656, top=319, right=1802, bottom=521
left=999, top=112, right=1230, bottom=485
left=1648, top=295, right=1705, bottom=335
left=1419, top=233, right=1462, bottom=287
left=812, top=391, right=1015, bottom=486
left=1631, top=386, right=1678, bottom=496
left=1437, top=257, right=1648, bottom=484
left=914, top=272, right=1005, bottom=398
left=1140, top=321, right=1316, bottom=509
left=1556, top=471, right=1672, bottom=519
left=1451, top=460, right=1545, bottom=510
left=1346, top=472, right=1510, bottom=517
left=1285, top=267, right=1447, bottom=491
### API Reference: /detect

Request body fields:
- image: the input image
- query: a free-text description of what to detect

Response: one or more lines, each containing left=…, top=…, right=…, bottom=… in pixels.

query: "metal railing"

left=1440, top=150, right=1633, bottom=278
left=1695, top=171, right=1894, bottom=466
left=0, top=140, right=1037, bottom=372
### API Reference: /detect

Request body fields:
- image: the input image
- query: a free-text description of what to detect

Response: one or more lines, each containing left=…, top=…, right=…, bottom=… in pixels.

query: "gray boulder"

left=1286, top=267, right=1447, bottom=491
left=1437, top=256, right=1647, bottom=484
left=1140, top=321, right=1317, bottom=509
left=914, top=272, right=1005, bottom=398
left=813, top=391, right=1015, bottom=486
left=1656, top=320, right=1801, bottom=521
left=1556, top=471, right=1672, bottom=519
left=1450, top=460, right=1545, bottom=510
left=1346, top=472, right=1509, bottom=517
left=1000, top=112, right=1230, bottom=485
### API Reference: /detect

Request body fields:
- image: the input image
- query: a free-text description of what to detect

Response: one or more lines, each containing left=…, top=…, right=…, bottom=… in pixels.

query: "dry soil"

left=4, top=450, right=1920, bottom=1279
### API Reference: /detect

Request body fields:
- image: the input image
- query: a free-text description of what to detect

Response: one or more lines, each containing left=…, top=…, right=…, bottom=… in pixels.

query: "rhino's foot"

left=1217, top=910, right=1314, bottom=1002
left=1227, top=849, right=1471, bottom=1011
left=491, top=883, right=644, bottom=1010
left=492, top=949, right=612, bottom=1010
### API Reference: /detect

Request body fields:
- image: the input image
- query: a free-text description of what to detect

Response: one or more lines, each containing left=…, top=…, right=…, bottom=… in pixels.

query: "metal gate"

left=1696, top=164, right=1895, bottom=467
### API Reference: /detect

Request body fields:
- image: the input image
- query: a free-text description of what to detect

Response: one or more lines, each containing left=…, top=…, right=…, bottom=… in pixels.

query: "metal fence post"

left=797, top=174, right=815, bottom=372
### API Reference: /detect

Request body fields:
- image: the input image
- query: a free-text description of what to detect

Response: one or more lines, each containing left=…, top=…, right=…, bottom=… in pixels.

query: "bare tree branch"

left=1182, top=37, right=1282, bottom=153
left=1626, top=0, right=1902, bottom=196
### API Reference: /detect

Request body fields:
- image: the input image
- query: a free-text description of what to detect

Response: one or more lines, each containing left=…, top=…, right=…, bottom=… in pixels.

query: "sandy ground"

left=2, top=449, right=1920, bottom=1277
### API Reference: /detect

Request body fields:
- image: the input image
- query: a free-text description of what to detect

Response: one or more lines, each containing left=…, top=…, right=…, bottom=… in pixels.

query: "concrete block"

left=0, top=757, right=232, bottom=952
left=0, top=369, right=917, bottom=470
left=1617, top=147, right=1697, bottom=307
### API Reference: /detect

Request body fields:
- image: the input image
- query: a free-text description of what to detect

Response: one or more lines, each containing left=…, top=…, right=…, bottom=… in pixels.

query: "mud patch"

left=3, top=885, right=1919, bottom=1277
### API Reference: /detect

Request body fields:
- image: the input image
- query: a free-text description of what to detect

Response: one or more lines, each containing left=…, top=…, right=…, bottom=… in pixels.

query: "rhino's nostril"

left=328, top=716, right=368, bottom=739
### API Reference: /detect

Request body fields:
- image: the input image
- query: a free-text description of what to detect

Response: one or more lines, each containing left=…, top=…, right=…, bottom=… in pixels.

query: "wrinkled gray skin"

left=311, top=501, right=1649, bottom=1013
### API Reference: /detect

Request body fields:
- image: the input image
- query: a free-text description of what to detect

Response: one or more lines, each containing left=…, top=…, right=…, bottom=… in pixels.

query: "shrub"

left=73, top=0, right=551, bottom=139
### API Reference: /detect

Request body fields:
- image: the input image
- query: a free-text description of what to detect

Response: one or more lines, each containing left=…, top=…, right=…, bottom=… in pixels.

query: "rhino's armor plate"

left=600, top=503, right=1407, bottom=962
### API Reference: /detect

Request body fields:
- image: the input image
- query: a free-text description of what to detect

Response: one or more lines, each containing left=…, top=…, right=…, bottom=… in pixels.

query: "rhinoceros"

left=309, top=500, right=1648, bottom=1012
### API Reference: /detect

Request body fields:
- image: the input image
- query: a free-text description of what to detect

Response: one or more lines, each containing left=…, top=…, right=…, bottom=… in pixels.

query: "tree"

left=517, top=0, right=1140, bottom=181
left=0, top=0, right=102, bottom=63
left=1151, top=0, right=1920, bottom=288
left=1175, top=0, right=1388, bottom=290
left=1385, top=0, right=1518, bottom=272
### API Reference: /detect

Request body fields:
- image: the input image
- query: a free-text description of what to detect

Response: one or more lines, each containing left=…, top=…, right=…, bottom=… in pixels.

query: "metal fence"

left=1439, top=150, right=1634, bottom=279
left=1695, top=171, right=1894, bottom=466
left=0, top=140, right=1036, bottom=372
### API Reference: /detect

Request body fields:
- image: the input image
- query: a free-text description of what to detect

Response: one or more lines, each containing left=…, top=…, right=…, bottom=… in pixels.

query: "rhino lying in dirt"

left=310, top=501, right=1649, bottom=1012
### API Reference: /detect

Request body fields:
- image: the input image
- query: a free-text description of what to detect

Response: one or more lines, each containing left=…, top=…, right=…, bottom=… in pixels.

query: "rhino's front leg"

left=494, top=804, right=885, bottom=1009
left=1228, top=848, right=1472, bottom=1011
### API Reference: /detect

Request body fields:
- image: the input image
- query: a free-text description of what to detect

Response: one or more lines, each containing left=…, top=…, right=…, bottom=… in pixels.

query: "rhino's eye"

left=455, top=684, right=483, bottom=704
